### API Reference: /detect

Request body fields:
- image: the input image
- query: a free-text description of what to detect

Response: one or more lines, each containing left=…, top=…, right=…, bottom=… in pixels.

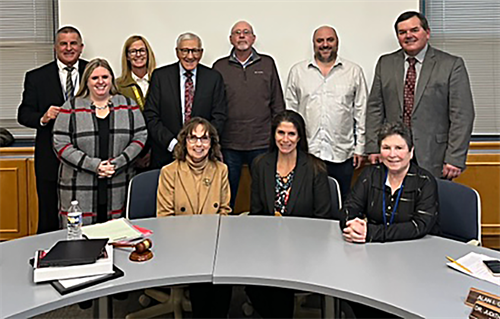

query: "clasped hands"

left=342, top=217, right=367, bottom=243
left=98, top=160, right=115, bottom=178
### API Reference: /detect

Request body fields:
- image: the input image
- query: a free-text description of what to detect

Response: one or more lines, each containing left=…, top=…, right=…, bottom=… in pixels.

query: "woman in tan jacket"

left=157, top=117, right=231, bottom=216
left=156, top=117, right=231, bottom=318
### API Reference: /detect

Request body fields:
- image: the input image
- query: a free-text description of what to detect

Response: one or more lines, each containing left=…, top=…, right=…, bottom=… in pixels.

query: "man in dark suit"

left=366, top=11, right=475, bottom=180
left=18, top=26, right=88, bottom=234
left=144, top=32, right=227, bottom=169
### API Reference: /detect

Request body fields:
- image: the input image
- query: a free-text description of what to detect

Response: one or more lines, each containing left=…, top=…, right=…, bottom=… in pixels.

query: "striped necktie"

left=64, top=66, right=75, bottom=100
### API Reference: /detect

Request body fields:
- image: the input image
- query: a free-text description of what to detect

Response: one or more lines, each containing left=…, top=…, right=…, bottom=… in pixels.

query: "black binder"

left=50, top=266, right=124, bottom=295
left=39, top=239, right=109, bottom=267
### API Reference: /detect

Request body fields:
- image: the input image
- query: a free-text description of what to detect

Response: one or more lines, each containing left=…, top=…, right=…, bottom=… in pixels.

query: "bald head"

left=230, top=20, right=256, bottom=53
left=231, top=20, right=254, bottom=35
left=313, top=26, right=339, bottom=63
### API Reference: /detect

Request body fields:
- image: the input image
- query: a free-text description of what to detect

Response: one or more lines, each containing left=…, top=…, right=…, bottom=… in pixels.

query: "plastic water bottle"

left=67, top=200, right=83, bottom=240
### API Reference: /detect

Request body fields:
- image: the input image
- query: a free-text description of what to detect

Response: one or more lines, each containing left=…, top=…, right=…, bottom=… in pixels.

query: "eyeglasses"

left=187, top=135, right=210, bottom=145
left=128, top=48, right=147, bottom=56
left=177, top=48, right=203, bottom=57
left=232, top=29, right=253, bottom=36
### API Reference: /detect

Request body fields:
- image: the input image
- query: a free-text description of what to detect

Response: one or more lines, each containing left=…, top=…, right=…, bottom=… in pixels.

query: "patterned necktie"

left=64, top=66, right=75, bottom=100
left=403, top=57, right=417, bottom=129
left=184, top=71, right=194, bottom=123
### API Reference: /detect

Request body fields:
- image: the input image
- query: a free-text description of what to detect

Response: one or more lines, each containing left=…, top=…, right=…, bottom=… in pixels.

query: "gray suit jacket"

left=366, top=46, right=474, bottom=177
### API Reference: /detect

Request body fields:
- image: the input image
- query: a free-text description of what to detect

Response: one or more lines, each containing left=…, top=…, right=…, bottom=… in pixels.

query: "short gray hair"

left=176, top=32, right=202, bottom=48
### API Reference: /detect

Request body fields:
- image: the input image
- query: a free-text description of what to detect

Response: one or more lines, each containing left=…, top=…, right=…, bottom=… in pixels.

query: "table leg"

left=93, top=296, right=113, bottom=318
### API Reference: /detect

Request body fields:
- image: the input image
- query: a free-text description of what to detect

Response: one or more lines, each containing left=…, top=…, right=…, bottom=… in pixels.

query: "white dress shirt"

left=57, top=59, right=80, bottom=99
left=131, top=72, right=149, bottom=97
left=285, top=57, right=368, bottom=163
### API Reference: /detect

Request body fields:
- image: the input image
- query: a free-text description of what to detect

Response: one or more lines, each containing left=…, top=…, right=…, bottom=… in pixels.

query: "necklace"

left=94, top=104, right=108, bottom=110
left=92, top=100, right=111, bottom=110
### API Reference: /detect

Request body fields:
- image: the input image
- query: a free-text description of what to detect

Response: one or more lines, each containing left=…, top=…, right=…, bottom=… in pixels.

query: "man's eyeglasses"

left=232, top=29, right=253, bottom=36
left=128, top=48, right=147, bottom=56
left=187, top=135, right=210, bottom=145
left=177, top=48, right=203, bottom=57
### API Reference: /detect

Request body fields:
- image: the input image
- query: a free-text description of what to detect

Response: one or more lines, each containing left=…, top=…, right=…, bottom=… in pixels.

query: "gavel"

left=111, top=238, right=153, bottom=262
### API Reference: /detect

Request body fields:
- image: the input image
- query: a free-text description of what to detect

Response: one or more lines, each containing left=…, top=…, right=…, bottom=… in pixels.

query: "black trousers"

left=324, top=158, right=354, bottom=201
left=36, top=178, right=59, bottom=234
left=246, top=285, right=295, bottom=319
left=189, top=283, right=232, bottom=318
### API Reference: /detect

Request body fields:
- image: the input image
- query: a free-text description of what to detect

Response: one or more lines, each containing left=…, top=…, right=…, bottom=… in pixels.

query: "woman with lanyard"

left=247, top=110, right=331, bottom=318
left=116, top=35, right=156, bottom=170
left=340, top=121, right=439, bottom=318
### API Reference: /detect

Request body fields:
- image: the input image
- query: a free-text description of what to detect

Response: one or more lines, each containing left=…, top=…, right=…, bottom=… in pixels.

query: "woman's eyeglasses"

left=187, top=135, right=210, bottom=145
left=128, top=48, right=147, bottom=56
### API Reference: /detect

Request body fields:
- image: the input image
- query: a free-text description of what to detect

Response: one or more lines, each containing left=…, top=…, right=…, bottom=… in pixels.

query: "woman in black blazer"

left=247, top=110, right=332, bottom=318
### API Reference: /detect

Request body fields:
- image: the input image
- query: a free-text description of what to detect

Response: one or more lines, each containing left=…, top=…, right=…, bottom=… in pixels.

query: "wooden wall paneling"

left=0, top=159, right=28, bottom=239
left=27, top=158, right=38, bottom=235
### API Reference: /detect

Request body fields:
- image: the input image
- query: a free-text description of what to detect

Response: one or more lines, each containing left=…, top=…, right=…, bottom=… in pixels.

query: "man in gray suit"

left=366, top=11, right=474, bottom=180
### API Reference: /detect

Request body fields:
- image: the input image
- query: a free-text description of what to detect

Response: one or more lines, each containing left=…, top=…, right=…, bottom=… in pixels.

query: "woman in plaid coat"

left=53, top=58, right=147, bottom=225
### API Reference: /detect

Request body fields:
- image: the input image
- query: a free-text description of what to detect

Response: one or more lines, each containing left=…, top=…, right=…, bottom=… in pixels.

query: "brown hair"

left=174, top=117, right=222, bottom=162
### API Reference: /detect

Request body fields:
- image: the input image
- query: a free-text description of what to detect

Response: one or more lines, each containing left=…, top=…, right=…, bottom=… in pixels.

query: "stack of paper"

left=447, top=252, right=500, bottom=286
left=82, top=218, right=144, bottom=243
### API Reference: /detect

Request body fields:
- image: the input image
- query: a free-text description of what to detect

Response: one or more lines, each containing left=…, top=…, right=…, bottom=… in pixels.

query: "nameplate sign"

left=466, top=288, right=500, bottom=308
left=469, top=301, right=500, bottom=319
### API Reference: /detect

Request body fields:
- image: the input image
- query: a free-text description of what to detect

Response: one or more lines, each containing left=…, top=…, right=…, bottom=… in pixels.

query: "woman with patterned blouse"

left=247, top=110, right=331, bottom=318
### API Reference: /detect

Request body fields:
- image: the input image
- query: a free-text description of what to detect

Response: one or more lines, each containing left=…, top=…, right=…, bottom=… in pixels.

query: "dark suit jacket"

left=250, top=150, right=332, bottom=219
left=366, top=46, right=475, bottom=177
left=17, top=60, right=88, bottom=181
left=143, top=62, right=227, bottom=169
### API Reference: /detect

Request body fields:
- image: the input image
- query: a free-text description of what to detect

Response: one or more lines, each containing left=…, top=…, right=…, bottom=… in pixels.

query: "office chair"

left=436, top=179, right=481, bottom=245
left=125, top=169, right=191, bottom=319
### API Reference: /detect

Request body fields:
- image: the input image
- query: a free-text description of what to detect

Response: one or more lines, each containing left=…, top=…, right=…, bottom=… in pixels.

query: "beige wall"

left=60, top=0, right=418, bottom=87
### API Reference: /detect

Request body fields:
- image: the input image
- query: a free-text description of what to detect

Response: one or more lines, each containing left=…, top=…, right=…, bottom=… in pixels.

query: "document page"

left=447, top=252, right=500, bottom=286
left=82, top=218, right=142, bottom=243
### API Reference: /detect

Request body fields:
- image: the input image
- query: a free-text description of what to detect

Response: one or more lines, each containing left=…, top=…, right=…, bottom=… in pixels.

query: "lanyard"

left=382, top=169, right=405, bottom=227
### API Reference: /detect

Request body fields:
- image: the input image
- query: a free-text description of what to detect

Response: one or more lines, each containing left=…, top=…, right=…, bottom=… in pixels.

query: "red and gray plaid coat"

left=53, top=94, right=147, bottom=225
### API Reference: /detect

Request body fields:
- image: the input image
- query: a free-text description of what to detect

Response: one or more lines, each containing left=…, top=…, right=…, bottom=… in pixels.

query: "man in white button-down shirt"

left=285, top=26, right=368, bottom=199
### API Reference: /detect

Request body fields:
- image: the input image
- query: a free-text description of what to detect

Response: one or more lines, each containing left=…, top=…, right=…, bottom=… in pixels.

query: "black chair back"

left=436, top=179, right=481, bottom=243
left=126, top=169, right=161, bottom=220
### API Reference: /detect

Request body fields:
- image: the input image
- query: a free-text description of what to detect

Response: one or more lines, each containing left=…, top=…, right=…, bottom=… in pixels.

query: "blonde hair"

left=75, top=58, right=118, bottom=98
left=117, top=35, right=157, bottom=82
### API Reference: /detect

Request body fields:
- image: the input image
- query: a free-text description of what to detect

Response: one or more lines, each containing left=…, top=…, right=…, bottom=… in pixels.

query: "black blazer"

left=250, top=150, right=332, bottom=219
left=17, top=60, right=88, bottom=181
left=143, top=62, right=227, bottom=169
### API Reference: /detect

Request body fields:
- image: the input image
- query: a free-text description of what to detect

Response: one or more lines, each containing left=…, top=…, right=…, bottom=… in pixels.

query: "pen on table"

left=446, top=256, right=472, bottom=274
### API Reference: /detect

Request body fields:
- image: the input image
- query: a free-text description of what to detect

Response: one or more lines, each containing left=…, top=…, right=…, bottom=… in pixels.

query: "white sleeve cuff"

left=167, top=138, right=178, bottom=153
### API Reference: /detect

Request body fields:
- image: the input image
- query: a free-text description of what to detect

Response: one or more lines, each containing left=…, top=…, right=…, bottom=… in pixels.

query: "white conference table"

left=0, top=215, right=220, bottom=319
left=213, top=216, right=500, bottom=319
left=1, top=214, right=499, bottom=319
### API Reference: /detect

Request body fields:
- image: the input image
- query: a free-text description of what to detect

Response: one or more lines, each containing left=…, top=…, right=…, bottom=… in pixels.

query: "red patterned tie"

left=184, top=71, right=194, bottom=123
left=403, top=57, right=417, bottom=129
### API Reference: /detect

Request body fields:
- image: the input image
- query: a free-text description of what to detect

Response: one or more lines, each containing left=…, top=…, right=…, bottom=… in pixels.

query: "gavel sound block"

left=111, top=238, right=153, bottom=262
